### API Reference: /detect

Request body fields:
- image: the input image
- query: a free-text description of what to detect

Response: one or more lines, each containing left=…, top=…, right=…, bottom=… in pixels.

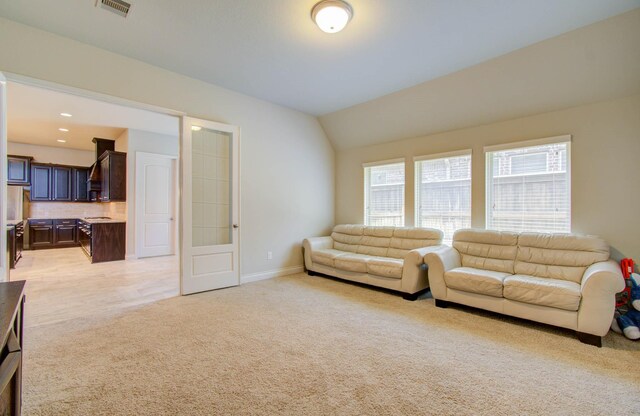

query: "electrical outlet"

left=267, top=251, right=273, bottom=260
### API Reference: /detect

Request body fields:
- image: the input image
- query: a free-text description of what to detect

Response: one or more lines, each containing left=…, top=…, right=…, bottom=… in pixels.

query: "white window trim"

left=363, top=159, right=405, bottom=227
left=485, top=136, right=572, bottom=233
left=414, top=150, right=472, bottom=241
left=483, top=134, right=571, bottom=153
left=413, top=149, right=472, bottom=162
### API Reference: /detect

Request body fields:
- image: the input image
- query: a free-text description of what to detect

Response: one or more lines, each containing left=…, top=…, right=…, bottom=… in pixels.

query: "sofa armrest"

left=302, top=236, right=333, bottom=270
left=423, top=245, right=462, bottom=300
left=400, top=246, right=444, bottom=294
left=577, top=260, right=625, bottom=336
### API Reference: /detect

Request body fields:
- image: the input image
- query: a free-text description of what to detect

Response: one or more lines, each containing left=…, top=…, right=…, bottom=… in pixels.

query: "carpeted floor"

left=24, top=273, right=640, bottom=415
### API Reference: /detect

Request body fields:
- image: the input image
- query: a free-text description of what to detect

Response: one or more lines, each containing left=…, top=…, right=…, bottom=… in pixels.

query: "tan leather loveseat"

left=303, top=225, right=443, bottom=300
left=424, top=229, right=624, bottom=346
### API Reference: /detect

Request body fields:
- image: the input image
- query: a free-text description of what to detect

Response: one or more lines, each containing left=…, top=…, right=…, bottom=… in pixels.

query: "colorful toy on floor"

left=611, top=259, right=640, bottom=340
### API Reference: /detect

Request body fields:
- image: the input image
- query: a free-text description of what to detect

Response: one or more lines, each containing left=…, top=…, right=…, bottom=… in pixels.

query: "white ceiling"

left=0, top=0, right=638, bottom=116
left=7, top=82, right=179, bottom=151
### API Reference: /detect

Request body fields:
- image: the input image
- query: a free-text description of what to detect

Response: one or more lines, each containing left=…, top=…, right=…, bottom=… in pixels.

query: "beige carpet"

left=24, top=273, right=640, bottom=415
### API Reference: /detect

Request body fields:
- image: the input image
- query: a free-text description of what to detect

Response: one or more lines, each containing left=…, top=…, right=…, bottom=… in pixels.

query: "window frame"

left=363, top=158, right=405, bottom=227
left=414, top=149, right=472, bottom=242
left=484, top=135, right=572, bottom=233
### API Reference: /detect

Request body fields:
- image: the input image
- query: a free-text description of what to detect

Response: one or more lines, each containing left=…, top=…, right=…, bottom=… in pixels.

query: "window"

left=364, top=160, right=405, bottom=226
left=415, top=151, right=471, bottom=242
left=486, top=136, right=571, bottom=233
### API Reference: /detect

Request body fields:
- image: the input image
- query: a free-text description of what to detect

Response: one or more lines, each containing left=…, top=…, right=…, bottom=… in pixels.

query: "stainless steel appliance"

left=78, top=219, right=92, bottom=257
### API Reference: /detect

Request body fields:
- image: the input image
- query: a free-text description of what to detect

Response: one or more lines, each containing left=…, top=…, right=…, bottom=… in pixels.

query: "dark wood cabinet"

left=28, top=220, right=54, bottom=249
left=0, top=281, right=25, bottom=416
left=73, top=168, right=89, bottom=202
left=52, top=166, right=72, bottom=201
left=79, top=220, right=125, bottom=263
left=30, top=165, right=52, bottom=201
left=53, top=219, right=77, bottom=246
left=98, top=151, right=126, bottom=202
left=7, top=156, right=33, bottom=186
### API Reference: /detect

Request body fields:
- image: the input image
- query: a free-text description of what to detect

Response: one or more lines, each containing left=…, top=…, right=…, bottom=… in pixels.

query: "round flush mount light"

left=57, top=139, right=67, bottom=143
left=60, top=112, right=72, bottom=117
left=311, top=0, right=353, bottom=34
left=58, top=128, right=69, bottom=132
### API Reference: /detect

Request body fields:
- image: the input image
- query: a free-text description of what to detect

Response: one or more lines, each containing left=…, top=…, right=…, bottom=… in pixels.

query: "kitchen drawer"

left=53, top=219, right=77, bottom=226
left=28, top=219, right=53, bottom=226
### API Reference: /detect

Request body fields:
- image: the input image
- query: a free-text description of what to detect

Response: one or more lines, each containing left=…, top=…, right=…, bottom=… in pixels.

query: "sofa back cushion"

left=331, top=224, right=364, bottom=253
left=357, top=226, right=394, bottom=257
left=453, top=229, right=518, bottom=274
left=515, top=233, right=609, bottom=283
left=387, top=228, right=443, bottom=259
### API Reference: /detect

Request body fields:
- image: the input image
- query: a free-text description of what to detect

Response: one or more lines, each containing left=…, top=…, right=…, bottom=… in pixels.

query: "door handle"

left=233, top=224, right=239, bottom=229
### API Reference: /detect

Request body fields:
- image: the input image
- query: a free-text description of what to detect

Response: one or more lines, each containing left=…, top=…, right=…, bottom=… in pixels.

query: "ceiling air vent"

left=96, top=0, right=131, bottom=18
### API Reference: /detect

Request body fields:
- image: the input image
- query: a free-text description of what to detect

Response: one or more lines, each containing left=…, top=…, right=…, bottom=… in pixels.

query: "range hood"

left=87, top=138, right=115, bottom=190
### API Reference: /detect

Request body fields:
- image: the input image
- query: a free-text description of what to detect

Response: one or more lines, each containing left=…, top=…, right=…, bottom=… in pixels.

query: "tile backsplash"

left=29, top=202, right=127, bottom=220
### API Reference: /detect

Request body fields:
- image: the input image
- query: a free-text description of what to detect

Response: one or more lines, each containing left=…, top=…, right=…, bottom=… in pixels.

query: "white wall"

left=8, top=141, right=94, bottom=166
left=0, top=18, right=335, bottom=278
left=117, top=129, right=179, bottom=257
left=336, top=94, right=640, bottom=263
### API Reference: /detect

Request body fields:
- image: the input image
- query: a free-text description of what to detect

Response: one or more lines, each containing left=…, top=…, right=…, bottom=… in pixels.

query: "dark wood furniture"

left=28, top=219, right=78, bottom=249
left=78, top=220, right=126, bottom=263
left=72, top=168, right=90, bottom=202
left=0, top=280, right=25, bottom=416
left=7, top=156, right=33, bottom=186
left=98, top=151, right=126, bottom=202
left=6, top=222, right=23, bottom=269
left=30, top=164, right=88, bottom=203
left=30, top=164, right=53, bottom=201
left=52, top=166, right=72, bottom=201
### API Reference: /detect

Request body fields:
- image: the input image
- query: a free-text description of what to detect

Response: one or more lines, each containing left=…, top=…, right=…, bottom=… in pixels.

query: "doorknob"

left=233, top=224, right=239, bottom=229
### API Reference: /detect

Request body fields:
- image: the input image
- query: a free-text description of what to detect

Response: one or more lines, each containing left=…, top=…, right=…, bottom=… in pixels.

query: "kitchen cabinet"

left=53, top=219, right=78, bottom=246
left=7, top=221, right=24, bottom=269
left=30, top=164, right=52, bottom=201
left=98, top=151, right=126, bottom=202
left=52, top=166, right=72, bottom=201
left=73, top=168, right=89, bottom=202
left=78, top=219, right=126, bottom=263
left=28, top=219, right=54, bottom=249
left=7, top=155, right=33, bottom=186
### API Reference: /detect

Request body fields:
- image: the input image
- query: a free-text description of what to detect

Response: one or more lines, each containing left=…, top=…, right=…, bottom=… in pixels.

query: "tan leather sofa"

left=303, top=225, right=443, bottom=300
left=424, top=229, right=624, bottom=347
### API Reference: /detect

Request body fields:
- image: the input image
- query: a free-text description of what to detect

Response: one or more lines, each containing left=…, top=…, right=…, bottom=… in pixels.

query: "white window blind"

left=486, top=140, right=571, bottom=233
left=364, top=161, right=405, bottom=226
left=415, top=152, right=471, bottom=242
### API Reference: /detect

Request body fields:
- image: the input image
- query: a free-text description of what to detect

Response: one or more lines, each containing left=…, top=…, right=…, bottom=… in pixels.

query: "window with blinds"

left=486, top=139, right=571, bottom=233
left=415, top=151, right=471, bottom=242
left=364, top=161, right=405, bottom=226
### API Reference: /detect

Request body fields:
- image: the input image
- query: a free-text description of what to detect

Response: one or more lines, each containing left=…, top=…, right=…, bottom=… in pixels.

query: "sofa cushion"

left=387, top=227, right=443, bottom=259
left=311, top=249, right=348, bottom=268
left=366, top=257, right=404, bottom=279
left=444, top=267, right=509, bottom=297
left=334, top=253, right=370, bottom=273
left=453, top=229, right=518, bottom=274
left=504, top=274, right=582, bottom=311
left=515, top=233, right=610, bottom=284
left=331, top=224, right=364, bottom=253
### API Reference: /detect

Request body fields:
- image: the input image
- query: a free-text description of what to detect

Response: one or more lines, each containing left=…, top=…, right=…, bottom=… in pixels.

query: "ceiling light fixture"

left=58, top=128, right=69, bottom=132
left=191, top=126, right=202, bottom=131
left=311, top=0, right=353, bottom=34
left=60, top=112, right=72, bottom=117
left=57, top=139, right=67, bottom=143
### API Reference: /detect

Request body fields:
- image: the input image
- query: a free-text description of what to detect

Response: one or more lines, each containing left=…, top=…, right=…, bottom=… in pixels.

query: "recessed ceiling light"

left=311, top=0, right=353, bottom=34
left=57, top=139, right=67, bottom=143
left=191, top=126, right=202, bottom=131
left=60, top=113, right=72, bottom=117
left=58, top=128, right=69, bottom=132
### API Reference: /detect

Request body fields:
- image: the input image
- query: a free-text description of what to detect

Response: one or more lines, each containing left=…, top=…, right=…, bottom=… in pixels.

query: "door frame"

left=180, top=116, right=241, bottom=295
left=0, top=73, right=8, bottom=281
left=135, top=151, right=179, bottom=259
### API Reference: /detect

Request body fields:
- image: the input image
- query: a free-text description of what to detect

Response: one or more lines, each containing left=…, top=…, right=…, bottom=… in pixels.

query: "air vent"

left=96, top=0, right=131, bottom=18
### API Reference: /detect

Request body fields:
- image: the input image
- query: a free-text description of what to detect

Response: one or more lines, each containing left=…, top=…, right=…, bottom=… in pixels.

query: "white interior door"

left=136, top=152, right=177, bottom=258
left=0, top=73, right=7, bottom=282
left=180, top=117, right=240, bottom=295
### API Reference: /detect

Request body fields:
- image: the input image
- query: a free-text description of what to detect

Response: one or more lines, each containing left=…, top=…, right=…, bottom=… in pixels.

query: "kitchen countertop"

left=27, top=217, right=126, bottom=224
left=6, top=219, right=24, bottom=227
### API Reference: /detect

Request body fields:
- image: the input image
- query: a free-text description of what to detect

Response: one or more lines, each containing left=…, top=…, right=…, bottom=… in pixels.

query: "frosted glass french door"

left=180, top=117, right=239, bottom=295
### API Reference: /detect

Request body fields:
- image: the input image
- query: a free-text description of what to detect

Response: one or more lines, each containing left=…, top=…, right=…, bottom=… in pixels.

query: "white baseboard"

left=241, top=265, right=305, bottom=284
left=125, top=254, right=137, bottom=260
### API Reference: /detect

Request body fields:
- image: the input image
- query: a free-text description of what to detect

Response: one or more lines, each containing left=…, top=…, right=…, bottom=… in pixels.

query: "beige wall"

left=8, top=141, right=94, bottom=166
left=0, top=18, right=335, bottom=278
left=336, top=94, right=640, bottom=261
